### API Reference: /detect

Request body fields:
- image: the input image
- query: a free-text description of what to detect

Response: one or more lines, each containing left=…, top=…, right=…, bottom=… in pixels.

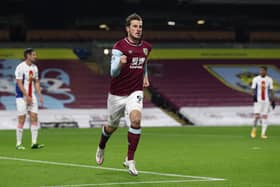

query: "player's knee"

left=131, top=118, right=141, bottom=127
left=18, top=116, right=25, bottom=126
left=130, top=110, right=141, bottom=127
left=262, top=115, right=268, bottom=119
left=30, top=113, right=38, bottom=123
left=255, top=114, right=260, bottom=119
left=105, top=125, right=117, bottom=134
left=19, top=119, right=25, bottom=124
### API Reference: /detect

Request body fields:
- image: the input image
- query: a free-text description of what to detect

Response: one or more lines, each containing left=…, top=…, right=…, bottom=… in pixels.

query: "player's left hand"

left=143, top=76, right=150, bottom=88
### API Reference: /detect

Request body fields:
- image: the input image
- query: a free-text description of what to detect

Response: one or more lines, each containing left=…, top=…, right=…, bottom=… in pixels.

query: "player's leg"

left=96, top=125, right=117, bottom=165
left=16, top=115, right=26, bottom=149
left=123, top=91, right=143, bottom=176
left=127, top=110, right=141, bottom=161
left=29, top=112, right=43, bottom=148
left=98, top=126, right=117, bottom=150
left=16, top=98, right=27, bottom=149
left=123, top=109, right=141, bottom=176
left=29, top=98, right=44, bottom=149
left=260, top=102, right=270, bottom=139
left=251, top=102, right=261, bottom=138
left=251, top=114, right=259, bottom=138
left=261, top=115, right=268, bottom=139
left=96, top=93, right=126, bottom=165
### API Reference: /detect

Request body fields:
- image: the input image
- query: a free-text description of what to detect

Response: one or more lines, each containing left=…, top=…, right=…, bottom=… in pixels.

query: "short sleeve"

left=15, top=65, right=23, bottom=80
left=34, top=66, right=39, bottom=80
left=112, top=40, right=123, bottom=51
left=269, top=77, right=273, bottom=90
left=251, top=77, right=256, bottom=89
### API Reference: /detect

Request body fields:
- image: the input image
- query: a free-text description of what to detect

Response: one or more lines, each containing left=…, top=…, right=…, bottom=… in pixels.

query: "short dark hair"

left=24, top=48, right=34, bottom=59
left=125, top=13, right=142, bottom=27
left=260, top=66, right=267, bottom=71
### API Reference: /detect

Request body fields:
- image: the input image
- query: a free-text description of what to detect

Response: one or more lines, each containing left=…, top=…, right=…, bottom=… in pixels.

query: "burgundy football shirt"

left=110, top=38, right=152, bottom=96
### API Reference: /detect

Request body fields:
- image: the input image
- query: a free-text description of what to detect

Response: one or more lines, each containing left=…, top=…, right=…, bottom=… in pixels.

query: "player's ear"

left=126, top=26, right=129, bottom=33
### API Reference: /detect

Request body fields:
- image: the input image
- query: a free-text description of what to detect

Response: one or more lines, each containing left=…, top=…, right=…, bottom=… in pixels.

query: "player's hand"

left=253, top=95, right=257, bottom=102
left=143, top=76, right=150, bottom=88
left=271, top=100, right=276, bottom=110
left=25, top=96, right=32, bottom=105
left=120, top=55, right=127, bottom=64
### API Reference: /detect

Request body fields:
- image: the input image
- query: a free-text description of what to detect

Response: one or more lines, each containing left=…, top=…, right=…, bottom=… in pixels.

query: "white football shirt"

left=15, top=61, right=39, bottom=98
left=251, top=75, right=273, bottom=102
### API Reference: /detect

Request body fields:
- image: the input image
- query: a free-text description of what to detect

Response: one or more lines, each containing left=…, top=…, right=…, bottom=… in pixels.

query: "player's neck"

left=25, top=60, right=32, bottom=66
left=126, top=36, right=140, bottom=45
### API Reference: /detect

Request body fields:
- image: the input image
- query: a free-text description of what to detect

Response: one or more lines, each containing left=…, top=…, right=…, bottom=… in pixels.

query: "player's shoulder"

left=266, top=75, right=273, bottom=81
left=252, top=75, right=260, bottom=80
left=15, top=61, right=25, bottom=69
left=112, top=38, right=126, bottom=50
left=31, top=63, right=38, bottom=69
left=141, top=40, right=152, bottom=49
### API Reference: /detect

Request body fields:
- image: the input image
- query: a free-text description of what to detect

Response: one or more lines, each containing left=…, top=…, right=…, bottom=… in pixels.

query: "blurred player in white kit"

left=15, top=48, right=44, bottom=149
left=251, top=66, right=275, bottom=139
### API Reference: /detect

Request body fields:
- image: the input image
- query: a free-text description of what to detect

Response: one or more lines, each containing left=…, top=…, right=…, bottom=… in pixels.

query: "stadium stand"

left=0, top=59, right=154, bottom=110
left=250, top=32, right=280, bottom=42
left=149, top=59, right=280, bottom=110
left=0, top=30, right=9, bottom=41
left=26, top=30, right=235, bottom=42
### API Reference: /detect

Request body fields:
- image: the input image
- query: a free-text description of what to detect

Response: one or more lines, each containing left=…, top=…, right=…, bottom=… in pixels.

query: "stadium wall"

left=1, top=48, right=280, bottom=127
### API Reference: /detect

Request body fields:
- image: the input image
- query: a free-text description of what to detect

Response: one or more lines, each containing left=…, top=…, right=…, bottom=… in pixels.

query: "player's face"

left=260, top=68, right=267, bottom=77
left=126, top=19, right=143, bottom=42
left=27, top=52, right=37, bottom=63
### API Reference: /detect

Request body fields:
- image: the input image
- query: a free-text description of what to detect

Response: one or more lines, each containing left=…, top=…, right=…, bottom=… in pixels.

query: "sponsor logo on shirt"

left=130, top=57, right=146, bottom=69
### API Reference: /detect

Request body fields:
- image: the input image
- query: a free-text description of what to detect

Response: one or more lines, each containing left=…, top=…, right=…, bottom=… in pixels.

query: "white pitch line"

left=251, top=147, right=261, bottom=150
left=40, top=179, right=211, bottom=187
left=0, top=156, right=226, bottom=182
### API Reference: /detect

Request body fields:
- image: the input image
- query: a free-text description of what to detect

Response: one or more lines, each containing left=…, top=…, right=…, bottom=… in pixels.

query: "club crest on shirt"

left=143, top=48, right=148, bottom=56
left=128, top=50, right=133, bottom=54
left=136, top=95, right=143, bottom=103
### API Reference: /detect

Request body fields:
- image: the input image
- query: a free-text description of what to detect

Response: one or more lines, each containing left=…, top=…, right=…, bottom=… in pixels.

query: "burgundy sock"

left=127, top=127, right=141, bottom=160
left=98, top=126, right=111, bottom=149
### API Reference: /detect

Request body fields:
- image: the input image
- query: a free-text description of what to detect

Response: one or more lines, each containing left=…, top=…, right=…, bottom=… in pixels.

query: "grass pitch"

left=0, top=126, right=280, bottom=187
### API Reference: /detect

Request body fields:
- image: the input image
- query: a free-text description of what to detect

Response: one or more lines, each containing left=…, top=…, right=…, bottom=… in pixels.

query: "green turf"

left=0, top=126, right=280, bottom=187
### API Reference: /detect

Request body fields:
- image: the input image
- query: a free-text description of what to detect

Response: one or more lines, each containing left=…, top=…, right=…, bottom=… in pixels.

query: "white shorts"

left=254, top=101, right=271, bottom=115
left=16, top=97, right=38, bottom=116
left=107, top=90, right=143, bottom=127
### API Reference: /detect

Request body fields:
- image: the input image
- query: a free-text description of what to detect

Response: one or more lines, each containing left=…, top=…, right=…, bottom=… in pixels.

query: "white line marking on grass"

left=251, top=147, right=261, bottom=150
left=0, top=156, right=226, bottom=186
left=40, top=179, right=212, bottom=187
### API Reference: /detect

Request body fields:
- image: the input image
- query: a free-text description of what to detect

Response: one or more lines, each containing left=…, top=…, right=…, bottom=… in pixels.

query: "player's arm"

left=269, top=89, right=274, bottom=101
left=269, top=78, right=274, bottom=100
left=251, top=78, right=257, bottom=101
left=143, top=61, right=150, bottom=88
left=16, top=79, right=28, bottom=98
left=269, top=88, right=275, bottom=109
left=15, top=67, right=32, bottom=104
left=143, top=45, right=152, bottom=88
left=269, top=79, right=275, bottom=109
left=110, top=49, right=127, bottom=78
left=16, top=79, right=32, bottom=104
left=35, top=79, right=43, bottom=105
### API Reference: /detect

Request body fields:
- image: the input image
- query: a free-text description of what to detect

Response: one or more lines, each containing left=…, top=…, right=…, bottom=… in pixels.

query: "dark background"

left=1, top=0, right=279, bottom=43
left=1, top=0, right=279, bottom=30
